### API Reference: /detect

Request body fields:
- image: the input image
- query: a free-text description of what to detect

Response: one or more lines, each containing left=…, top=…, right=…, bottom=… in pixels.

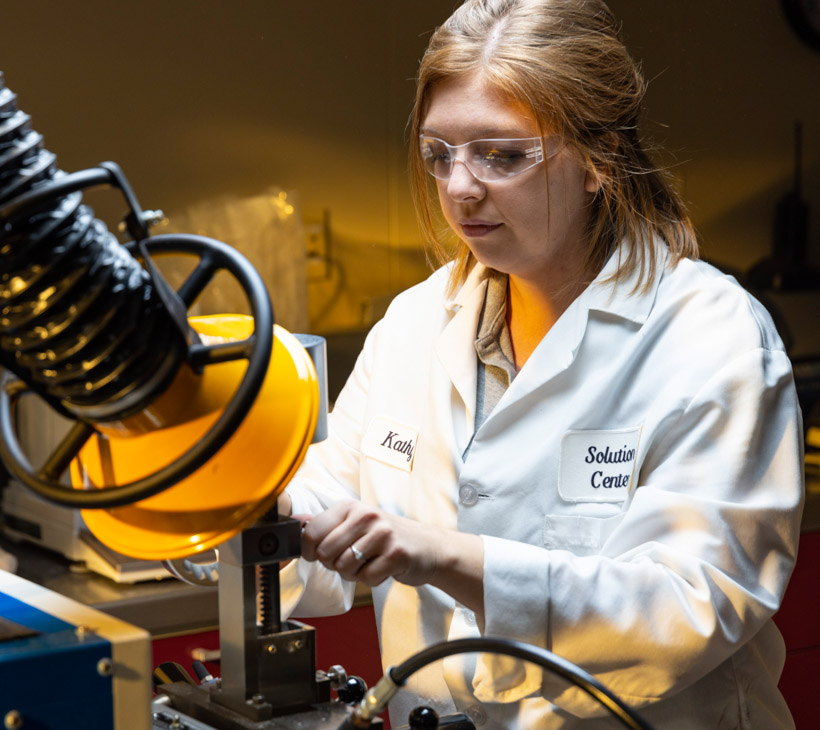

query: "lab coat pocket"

left=543, top=513, right=625, bottom=557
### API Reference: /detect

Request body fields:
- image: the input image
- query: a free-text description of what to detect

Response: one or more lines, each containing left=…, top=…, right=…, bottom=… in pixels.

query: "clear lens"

left=419, top=135, right=550, bottom=182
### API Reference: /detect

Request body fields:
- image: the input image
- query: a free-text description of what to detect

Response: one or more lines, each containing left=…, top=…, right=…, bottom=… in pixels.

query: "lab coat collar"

left=442, top=236, right=668, bottom=323
left=514, top=237, right=669, bottom=394
left=435, top=237, right=668, bottom=422
left=583, top=236, right=669, bottom=325
left=444, top=262, right=491, bottom=313
left=437, top=264, right=491, bottom=424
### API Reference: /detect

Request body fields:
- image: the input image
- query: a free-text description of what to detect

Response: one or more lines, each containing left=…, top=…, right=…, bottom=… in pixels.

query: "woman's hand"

left=301, top=500, right=437, bottom=586
left=300, top=500, right=485, bottom=614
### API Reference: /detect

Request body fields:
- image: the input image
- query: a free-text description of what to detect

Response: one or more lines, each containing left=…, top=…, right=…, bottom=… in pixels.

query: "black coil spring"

left=0, top=73, right=187, bottom=420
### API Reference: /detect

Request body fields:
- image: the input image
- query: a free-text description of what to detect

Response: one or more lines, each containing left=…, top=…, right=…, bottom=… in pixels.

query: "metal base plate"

left=155, top=684, right=382, bottom=730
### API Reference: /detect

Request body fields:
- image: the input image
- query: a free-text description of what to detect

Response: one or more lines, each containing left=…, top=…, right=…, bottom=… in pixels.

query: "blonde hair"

left=410, top=0, right=698, bottom=293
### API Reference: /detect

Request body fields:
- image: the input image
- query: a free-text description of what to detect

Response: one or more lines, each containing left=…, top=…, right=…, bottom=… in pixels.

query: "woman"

left=279, top=1, right=804, bottom=727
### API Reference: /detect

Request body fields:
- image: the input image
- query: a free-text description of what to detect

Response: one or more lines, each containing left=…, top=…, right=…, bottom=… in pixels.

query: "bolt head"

left=258, top=533, right=280, bottom=556
left=286, top=638, right=304, bottom=653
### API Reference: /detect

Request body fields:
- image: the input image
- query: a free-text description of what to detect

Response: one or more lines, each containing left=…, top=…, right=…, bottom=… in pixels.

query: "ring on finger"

left=350, top=544, right=365, bottom=563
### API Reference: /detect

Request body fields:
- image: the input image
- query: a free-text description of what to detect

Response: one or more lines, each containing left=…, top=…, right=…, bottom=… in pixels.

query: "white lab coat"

left=281, top=239, right=804, bottom=729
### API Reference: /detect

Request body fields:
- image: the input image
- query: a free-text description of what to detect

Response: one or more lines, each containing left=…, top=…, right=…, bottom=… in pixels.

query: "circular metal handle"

left=0, top=233, right=273, bottom=509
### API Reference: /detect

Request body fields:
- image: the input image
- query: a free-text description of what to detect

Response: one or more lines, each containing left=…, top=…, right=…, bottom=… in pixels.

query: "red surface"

left=774, top=531, right=820, bottom=729
left=152, top=628, right=221, bottom=680
left=304, top=604, right=384, bottom=690
left=306, top=605, right=391, bottom=727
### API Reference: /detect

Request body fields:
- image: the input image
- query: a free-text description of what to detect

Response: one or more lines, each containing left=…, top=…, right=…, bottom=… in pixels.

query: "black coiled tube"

left=0, top=72, right=187, bottom=422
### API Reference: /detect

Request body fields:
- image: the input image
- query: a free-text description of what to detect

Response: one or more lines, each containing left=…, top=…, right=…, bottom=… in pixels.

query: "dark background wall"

left=608, top=1, right=820, bottom=273
left=1, top=1, right=818, bottom=336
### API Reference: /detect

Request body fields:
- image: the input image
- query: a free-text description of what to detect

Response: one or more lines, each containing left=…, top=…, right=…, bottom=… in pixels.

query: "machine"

left=1, top=392, right=173, bottom=583
left=0, top=569, right=152, bottom=729
left=0, top=73, right=652, bottom=730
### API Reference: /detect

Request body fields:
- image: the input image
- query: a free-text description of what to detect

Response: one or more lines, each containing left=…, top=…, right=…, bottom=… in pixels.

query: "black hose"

left=368, top=637, right=654, bottom=730
left=0, top=72, right=188, bottom=422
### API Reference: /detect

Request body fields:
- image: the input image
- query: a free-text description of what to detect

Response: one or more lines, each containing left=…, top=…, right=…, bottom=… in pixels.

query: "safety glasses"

left=419, top=134, right=559, bottom=182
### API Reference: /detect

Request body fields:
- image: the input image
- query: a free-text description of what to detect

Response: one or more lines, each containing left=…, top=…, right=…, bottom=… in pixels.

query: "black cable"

left=346, top=637, right=654, bottom=730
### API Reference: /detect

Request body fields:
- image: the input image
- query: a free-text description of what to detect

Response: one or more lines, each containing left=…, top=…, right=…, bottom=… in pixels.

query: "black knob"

left=191, top=659, right=217, bottom=686
left=336, top=675, right=367, bottom=704
left=408, top=705, right=439, bottom=729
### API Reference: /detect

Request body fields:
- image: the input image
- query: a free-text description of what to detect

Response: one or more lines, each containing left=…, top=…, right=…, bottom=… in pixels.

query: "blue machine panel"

left=0, top=589, right=115, bottom=729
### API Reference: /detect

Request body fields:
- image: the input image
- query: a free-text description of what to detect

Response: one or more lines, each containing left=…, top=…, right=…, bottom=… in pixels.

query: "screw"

left=97, top=657, right=113, bottom=677
left=142, top=209, right=166, bottom=227
left=326, top=664, right=347, bottom=689
left=117, top=210, right=166, bottom=233
left=265, top=643, right=277, bottom=654
left=258, top=533, right=279, bottom=556
left=287, top=639, right=304, bottom=653
left=4, top=711, right=22, bottom=729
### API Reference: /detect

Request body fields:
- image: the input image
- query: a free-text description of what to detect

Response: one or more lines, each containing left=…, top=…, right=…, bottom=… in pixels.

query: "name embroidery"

left=559, top=427, right=642, bottom=503
left=380, top=430, right=414, bottom=463
left=362, top=417, right=420, bottom=473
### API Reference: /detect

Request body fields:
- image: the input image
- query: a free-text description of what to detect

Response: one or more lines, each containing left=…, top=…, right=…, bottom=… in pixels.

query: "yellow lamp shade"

left=71, top=315, right=319, bottom=560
